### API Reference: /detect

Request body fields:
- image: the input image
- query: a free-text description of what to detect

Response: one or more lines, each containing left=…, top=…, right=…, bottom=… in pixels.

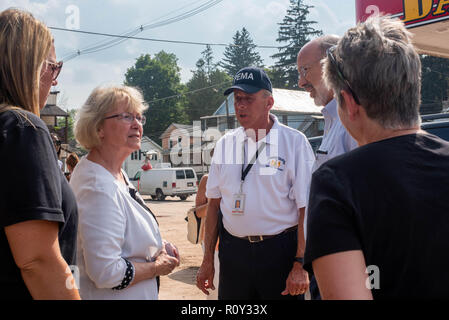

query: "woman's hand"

left=154, top=251, right=179, bottom=276
left=163, top=240, right=180, bottom=263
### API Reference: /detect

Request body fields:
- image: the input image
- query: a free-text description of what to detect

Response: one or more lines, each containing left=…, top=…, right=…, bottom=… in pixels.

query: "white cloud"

left=55, top=56, right=132, bottom=109
left=306, top=0, right=356, bottom=35
left=179, top=63, right=194, bottom=84
left=0, top=0, right=62, bottom=24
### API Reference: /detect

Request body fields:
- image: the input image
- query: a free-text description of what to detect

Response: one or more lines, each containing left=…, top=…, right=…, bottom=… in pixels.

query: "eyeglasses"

left=298, top=58, right=321, bottom=81
left=45, top=60, right=63, bottom=81
left=326, top=46, right=361, bottom=105
left=103, top=112, right=146, bottom=125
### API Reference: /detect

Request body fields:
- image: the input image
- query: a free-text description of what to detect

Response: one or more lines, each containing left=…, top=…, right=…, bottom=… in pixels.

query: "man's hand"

left=196, top=259, right=215, bottom=295
left=281, top=262, right=309, bottom=296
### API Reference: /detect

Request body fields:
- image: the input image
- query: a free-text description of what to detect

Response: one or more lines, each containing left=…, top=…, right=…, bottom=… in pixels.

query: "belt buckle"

left=248, top=235, right=264, bottom=243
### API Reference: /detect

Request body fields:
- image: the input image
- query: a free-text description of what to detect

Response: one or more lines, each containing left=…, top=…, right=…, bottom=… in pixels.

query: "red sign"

left=356, top=0, right=449, bottom=28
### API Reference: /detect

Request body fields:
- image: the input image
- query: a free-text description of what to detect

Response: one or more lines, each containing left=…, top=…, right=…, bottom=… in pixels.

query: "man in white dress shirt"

left=196, top=67, right=315, bottom=300
left=297, top=35, right=358, bottom=299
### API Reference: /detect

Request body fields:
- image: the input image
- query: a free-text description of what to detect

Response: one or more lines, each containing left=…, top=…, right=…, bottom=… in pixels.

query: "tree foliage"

left=220, top=27, right=264, bottom=76
left=271, top=0, right=322, bottom=88
left=124, top=51, right=188, bottom=144
left=185, top=45, right=232, bottom=123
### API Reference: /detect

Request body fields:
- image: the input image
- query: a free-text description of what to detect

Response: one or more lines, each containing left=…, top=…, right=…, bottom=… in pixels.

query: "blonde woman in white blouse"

left=70, top=85, right=179, bottom=300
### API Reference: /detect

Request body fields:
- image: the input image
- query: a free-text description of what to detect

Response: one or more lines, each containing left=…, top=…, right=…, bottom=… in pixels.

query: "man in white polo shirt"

left=297, top=35, right=358, bottom=300
left=196, top=67, right=315, bottom=300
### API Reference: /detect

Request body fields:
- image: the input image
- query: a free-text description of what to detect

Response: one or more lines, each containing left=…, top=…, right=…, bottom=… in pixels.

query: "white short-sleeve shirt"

left=206, top=114, right=315, bottom=237
left=312, top=99, right=358, bottom=172
left=70, top=157, right=162, bottom=300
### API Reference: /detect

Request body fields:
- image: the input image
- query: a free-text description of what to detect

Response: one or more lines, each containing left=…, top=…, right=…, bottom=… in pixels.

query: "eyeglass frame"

left=297, top=58, right=322, bottom=81
left=44, top=60, right=63, bottom=81
left=326, top=46, right=361, bottom=105
left=103, top=112, right=146, bottom=125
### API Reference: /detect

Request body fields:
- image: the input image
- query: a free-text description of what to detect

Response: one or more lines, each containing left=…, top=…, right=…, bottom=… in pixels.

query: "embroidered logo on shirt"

left=265, top=157, right=285, bottom=171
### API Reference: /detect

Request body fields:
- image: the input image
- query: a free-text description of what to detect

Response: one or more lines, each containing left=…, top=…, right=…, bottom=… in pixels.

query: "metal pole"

left=201, top=119, right=204, bottom=175
left=225, top=97, right=230, bottom=130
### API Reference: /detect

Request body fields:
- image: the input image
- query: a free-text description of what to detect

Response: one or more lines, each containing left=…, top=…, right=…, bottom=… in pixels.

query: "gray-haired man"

left=297, top=35, right=358, bottom=300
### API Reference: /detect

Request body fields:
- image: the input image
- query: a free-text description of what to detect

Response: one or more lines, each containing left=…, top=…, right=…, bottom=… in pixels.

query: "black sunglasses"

left=326, top=46, right=361, bottom=105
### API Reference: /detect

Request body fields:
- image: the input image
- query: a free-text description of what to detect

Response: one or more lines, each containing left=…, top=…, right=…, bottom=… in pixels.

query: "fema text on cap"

left=235, top=72, right=254, bottom=81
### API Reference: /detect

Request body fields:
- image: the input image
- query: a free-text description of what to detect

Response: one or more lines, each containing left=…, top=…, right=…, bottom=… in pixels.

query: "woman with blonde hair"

left=70, top=85, right=179, bottom=299
left=0, top=9, right=79, bottom=300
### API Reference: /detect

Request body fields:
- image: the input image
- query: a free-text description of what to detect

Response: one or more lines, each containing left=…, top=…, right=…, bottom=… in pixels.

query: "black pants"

left=218, top=226, right=304, bottom=300
left=309, top=275, right=321, bottom=300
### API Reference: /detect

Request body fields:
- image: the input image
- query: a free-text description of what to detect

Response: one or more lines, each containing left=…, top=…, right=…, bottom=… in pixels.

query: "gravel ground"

left=143, top=195, right=210, bottom=300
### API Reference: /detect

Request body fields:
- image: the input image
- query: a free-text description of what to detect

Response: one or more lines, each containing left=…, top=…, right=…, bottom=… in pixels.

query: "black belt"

left=235, top=225, right=298, bottom=243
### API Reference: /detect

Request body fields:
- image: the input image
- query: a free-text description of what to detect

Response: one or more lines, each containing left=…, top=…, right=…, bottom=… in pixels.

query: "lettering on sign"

left=403, top=0, right=449, bottom=23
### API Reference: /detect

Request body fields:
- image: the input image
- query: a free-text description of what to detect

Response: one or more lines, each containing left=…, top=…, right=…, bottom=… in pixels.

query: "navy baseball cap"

left=224, top=67, right=272, bottom=96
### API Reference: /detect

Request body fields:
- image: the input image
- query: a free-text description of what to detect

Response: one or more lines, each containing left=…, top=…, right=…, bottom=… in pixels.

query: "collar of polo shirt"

left=239, top=113, right=280, bottom=145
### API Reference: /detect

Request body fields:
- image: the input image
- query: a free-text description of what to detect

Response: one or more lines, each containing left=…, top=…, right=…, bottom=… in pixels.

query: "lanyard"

left=241, top=141, right=267, bottom=183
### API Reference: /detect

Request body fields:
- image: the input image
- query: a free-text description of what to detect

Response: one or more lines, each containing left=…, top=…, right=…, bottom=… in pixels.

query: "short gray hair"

left=317, top=35, right=340, bottom=57
left=75, top=85, right=148, bottom=150
left=323, top=16, right=421, bottom=129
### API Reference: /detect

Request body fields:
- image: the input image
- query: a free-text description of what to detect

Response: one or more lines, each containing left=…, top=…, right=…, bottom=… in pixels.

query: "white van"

left=131, top=167, right=198, bottom=201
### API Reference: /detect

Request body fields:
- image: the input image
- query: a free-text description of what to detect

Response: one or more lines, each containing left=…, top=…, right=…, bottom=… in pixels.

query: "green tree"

left=125, top=51, right=188, bottom=144
left=66, top=109, right=76, bottom=144
left=271, top=0, right=322, bottom=88
left=186, top=45, right=232, bottom=122
left=57, top=109, right=87, bottom=155
left=265, top=66, right=287, bottom=89
left=220, top=27, right=264, bottom=76
left=421, top=55, right=449, bottom=113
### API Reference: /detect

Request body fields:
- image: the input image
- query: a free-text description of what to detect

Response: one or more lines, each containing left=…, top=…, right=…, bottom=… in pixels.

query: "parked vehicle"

left=307, top=113, right=449, bottom=149
left=130, top=167, right=198, bottom=201
left=421, top=113, right=449, bottom=141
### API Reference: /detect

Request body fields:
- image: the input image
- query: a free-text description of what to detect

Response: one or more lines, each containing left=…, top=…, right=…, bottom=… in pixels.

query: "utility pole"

left=225, top=95, right=234, bottom=129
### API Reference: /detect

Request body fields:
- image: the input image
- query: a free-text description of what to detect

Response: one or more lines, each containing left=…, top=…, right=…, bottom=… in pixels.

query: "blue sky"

left=0, top=0, right=356, bottom=109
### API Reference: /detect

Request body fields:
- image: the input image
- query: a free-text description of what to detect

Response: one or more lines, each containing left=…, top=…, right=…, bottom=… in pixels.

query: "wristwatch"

left=293, top=256, right=304, bottom=265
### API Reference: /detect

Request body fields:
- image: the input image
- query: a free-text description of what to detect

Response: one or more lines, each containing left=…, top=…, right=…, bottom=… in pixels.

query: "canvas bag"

left=185, top=208, right=202, bottom=244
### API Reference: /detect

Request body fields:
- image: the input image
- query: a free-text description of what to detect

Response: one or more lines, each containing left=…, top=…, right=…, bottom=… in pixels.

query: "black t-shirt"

left=304, top=133, right=449, bottom=299
left=0, top=110, right=78, bottom=300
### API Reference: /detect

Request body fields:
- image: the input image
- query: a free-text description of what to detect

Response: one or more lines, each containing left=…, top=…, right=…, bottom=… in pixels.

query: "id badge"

left=231, top=193, right=246, bottom=215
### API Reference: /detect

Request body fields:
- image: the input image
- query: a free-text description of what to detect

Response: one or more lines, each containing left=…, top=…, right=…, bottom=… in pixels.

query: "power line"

left=61, top=0, right=207, bottom=59
left=148, top=81, right=231, bottom=104
left=57, top=0, right=228, bottom=62
left=51, top=27, right=279, bottom=62
left=61, top=0, right=223, bottom=59
left=51, top=27, right=236, bottom=49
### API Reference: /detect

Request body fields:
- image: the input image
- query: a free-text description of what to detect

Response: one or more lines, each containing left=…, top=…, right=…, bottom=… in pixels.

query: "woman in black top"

left=0, top=9, right=80, bottom=300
